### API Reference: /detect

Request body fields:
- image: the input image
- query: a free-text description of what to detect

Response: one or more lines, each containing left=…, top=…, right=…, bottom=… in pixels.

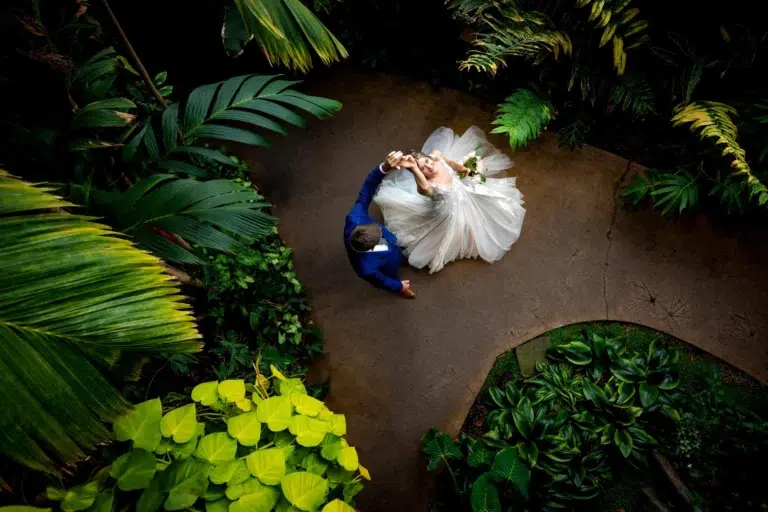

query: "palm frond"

left=622, top=171, right=657, bottom=205
left=454, top=3, right=571, bottom=75
left=672, top=101, right=768, bottom=205
left=576, top=0, right=649, bottom=74
left=0, top=170, right=201, bottom=473
left=608, top=74, right=656, bottom=118
left=225, top=0, right=348, bottom=73
left=491, top=88, right=555, bottom=149
left=97, top=175, right=276, bottom=264
left=649, top=170, right=700, bottom=214
left=142, top=75, right=340, bottom=177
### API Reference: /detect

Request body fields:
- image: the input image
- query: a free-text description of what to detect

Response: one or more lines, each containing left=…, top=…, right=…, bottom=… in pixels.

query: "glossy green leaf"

left=229, top=484, right=280, bottom=512
left=227, top=411, right=262, bottom=446
left=256, top=396, right=293, bottom=431
left=47, top=480, right=100, bottom=512
left=559, top=341, right=593, bottom=366
left=195, top=432, right=238, bottom=465
left=219, top=380, right=246, bottom=403
left=209, top=459, right=250, bottom=486
left=614, top=429, right=633, bottom=457
left=616, top=381, right=636, bottom=405
left=321, top=500, right=355, bottom=512
left=136, top=478, right=163, bottom=512
left=289, top=394, right=324, bottom=416
left=320, top=434, right=343, bottom=461
left=281, top=472, right=328, bottom=511
left=191, top=381, right=220, bottom=406
left=517, top=441, right=539, bottom=467
left=488, top=386, right=507, bottom=407
left=289, top=415, right=331, bottom=447
left=421, top=428, right=462, bottom=471
left=489, top=448, right=530, bottom=497
left=278, top=378, right=307, bottom=396
left=159, top=459, right=212, bottom=511
left=662, top=405, right=681, bottom=422
left=470, top=474, right=501, bottom=512
left=638, top=382, right=659, bottom=407
left=113, top=399, right=163, bottom=451
left=205, top=499, right=230, bottom=512
left=582, top=379, right=608, bottom=406
left=467, top=440, right=494, bottom=467
left=300, top=452, right=328, bottom=475
left=110, top=449, right=156, bottom=490
left=246, top=447, right=286, bottom=485
left=161, top=404, right=199, bottom=443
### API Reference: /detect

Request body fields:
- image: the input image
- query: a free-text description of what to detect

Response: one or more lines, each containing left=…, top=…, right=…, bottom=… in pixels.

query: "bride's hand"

left=399, top=155, right=419, bottom=171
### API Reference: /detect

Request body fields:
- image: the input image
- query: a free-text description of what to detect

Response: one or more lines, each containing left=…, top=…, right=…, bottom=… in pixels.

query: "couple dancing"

left=344, top=126, right=526, bottom=298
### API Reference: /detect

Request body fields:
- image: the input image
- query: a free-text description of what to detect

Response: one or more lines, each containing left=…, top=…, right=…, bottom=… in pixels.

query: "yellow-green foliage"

left=672, top=101, right=768, bottom=205
left=491, top=88, right=556, bottom=149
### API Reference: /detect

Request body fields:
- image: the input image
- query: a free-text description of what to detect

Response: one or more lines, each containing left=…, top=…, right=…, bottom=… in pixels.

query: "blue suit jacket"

left=344, top=166, right=403, bottom=293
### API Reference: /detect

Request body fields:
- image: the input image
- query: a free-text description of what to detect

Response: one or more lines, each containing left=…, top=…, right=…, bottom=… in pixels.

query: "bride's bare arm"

left=430, top=150, right=466, bottom=174
left=400, top=156, right=434, bottom=196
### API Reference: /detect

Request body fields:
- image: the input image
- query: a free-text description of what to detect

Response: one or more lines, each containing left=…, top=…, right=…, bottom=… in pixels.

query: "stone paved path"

left=248, top=69, right=768, bottom=510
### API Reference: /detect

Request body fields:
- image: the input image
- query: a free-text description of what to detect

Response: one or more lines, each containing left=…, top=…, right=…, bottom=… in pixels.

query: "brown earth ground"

left=247, top=68, right=768, bottom=510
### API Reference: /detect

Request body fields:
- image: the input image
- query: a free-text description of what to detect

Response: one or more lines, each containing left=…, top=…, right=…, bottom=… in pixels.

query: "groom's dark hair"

left=349, top=223, right=382, bottom=252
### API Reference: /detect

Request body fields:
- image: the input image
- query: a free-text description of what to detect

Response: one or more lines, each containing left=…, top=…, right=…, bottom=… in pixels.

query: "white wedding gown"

left=373, top=126, right=526, bottom=273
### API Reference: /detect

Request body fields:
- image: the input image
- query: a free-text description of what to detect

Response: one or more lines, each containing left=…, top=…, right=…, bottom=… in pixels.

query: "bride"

left=373, top=126, right=526, bottom=273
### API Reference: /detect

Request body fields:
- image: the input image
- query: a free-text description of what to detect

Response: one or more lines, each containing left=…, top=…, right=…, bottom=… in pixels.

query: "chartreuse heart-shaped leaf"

left=196, top=432, right=237, bottom=464
left=236, top=399, right=253, bottom=411
left=161, top=403, right=199, bottom=443
left=229, top=483, right=280, bottom=512
left=300, top=452, right=328, bottom=475
left=275, top=499, right=302, bottom=512
left=256, top=396, right=293, bottom=431
left=358, top=465, right=371, bottom=481
left=289, top=394, right=324, bottom=416
left=191, top=381, right=219, bottom=406
left=113, top=398, right=162, bottom=451
left=320, top=435, right=342, bottom=460
left=336, top=446, right=359, bottom=471
left=227, top=411, right=262, bottom=446
left=202, top=484, right=226, bottom=502
left=316, top=406, right=333, bottom=421
left=218, top=380, right=246, bottom=403
left=47, top=480, right=100, bottom=511
left=322, top=500, right=356, bottom=512
left=110, top=449, right=156, bottom=490
left=289, top=415, right=331, bottom=447
left=246, top=447, right=286, bottom=485
left=278, top=378, right=307, bottom=396
left=158, top=459, right=212, bottom=511
left=209, top=459, right=250, bottom=486
left=489, top=448, right=530, bottom=498
left=281, top=472, right=328, bottom=511
left=205, top=499, right=230, bottom=512
left=225, top=477, right=270, bottom=500
left=328, top=414, right=346, bottom=436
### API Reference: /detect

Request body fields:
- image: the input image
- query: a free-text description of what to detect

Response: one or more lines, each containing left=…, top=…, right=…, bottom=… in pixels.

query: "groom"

left=344, top=151, right=414, bottom=298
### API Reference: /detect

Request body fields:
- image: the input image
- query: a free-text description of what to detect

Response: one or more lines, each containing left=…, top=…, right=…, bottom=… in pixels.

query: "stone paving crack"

left=603, top=160, right=633, bottom=318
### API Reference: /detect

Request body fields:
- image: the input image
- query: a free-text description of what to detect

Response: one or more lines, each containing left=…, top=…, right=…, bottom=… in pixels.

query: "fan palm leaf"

left=0, top=170, right=201, bottom=474
left=224, top=0, right=348, bottom=73
left=672, top=101, right=768, bottom=205
left=132, top=74, right=340, bottom=178
left=97, top=175, right=276, bottom=264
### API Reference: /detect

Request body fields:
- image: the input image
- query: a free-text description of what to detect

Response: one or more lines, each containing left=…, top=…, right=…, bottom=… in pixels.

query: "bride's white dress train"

left=373, top=126, right=526, bottom=273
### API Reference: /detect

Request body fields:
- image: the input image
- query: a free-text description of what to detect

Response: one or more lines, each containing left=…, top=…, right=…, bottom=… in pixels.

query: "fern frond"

left=576, top=0, right=649, bottom=74
left=609, top=75, right=656, bottom=118
left=491, top=89, right=555, bottom=149
left=557, top=115, right=592, bottom=150
left=455, top=3, right=571, bottom=74
left=672, top=101, right=768, bottom=205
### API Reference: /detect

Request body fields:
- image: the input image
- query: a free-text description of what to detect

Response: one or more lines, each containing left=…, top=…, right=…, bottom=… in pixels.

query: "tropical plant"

left=423, top=332, right=681, bottom=510
left=223, top=0, right=348, bottom=72
left=557, top=113, right=592, bottom=149
left=0, top=170, right=201, bottom=474
left=491, top=89, right=555, bottom=149
left=8, top=367, right=368, bottom=511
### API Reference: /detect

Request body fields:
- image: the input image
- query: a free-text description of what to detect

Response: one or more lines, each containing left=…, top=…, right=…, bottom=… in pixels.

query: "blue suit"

left=344, top=166, right=403, bottom=293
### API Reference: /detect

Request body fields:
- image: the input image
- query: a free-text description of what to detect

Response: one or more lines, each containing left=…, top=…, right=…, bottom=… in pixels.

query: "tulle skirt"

left=374, top=126, right=526, bottom=273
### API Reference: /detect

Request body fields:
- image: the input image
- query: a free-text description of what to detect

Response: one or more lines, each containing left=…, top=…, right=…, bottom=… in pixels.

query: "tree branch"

left=99, top=0, right=168, bottom=108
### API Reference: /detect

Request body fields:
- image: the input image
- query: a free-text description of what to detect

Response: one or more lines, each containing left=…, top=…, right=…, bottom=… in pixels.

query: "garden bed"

left=448, top=322, right=768, bottom=511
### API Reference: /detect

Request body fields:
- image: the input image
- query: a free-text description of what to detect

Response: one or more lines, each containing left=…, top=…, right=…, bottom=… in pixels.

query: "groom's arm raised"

left=350, top=151, right=402, bottom=217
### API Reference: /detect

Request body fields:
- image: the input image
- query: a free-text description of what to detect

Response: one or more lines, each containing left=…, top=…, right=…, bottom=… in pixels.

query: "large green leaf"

left=278, top=378, right=307, bottom=396
left=289, top=415, right=331, bottom=447
left=613, top=429, right=634, bottom=458
left=556, top=341, right=593, bottom=366
left=290, top=394, right=324, bottom=416
left=47, top=481, right=100, bottom=512
left=97, top=175, right=275, bottom=265
left=470, top=474, right=501, bottom=512
left=113, top=399, right=163, bottom=451
left=228, top=412, right=263, bottom=446
left=336, top=446, right=359, bottom=471
left=192, top=381, right=220, bottom=406
left=420, top=428, right=462, bottom=471
left=161, top=403, right=199, bottom=444
left=110, top=449, right=157, bottom=491
left=229, top=483, right=280, bottom=512
left=227, top=0, right=348, bottom=73
left=196, top=433, right=238, bottom=465
left=321, top=500, right=356, bottom=512
left=209, top=459, right=251, bottom=486
left=219, top=380, right=247, bottom=402
left=281, top=472, right=328, bottom=511
left=256, top=396, right=293, bottom=431
left=638, top=382, right=659, bottom=407
left=158, top=459, right=212, bottom=511
left=0, top=171, right=200, bottom=473
left=489, top=448, right=530, bottom=498
left=246, top=447, right=286, bottom=485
